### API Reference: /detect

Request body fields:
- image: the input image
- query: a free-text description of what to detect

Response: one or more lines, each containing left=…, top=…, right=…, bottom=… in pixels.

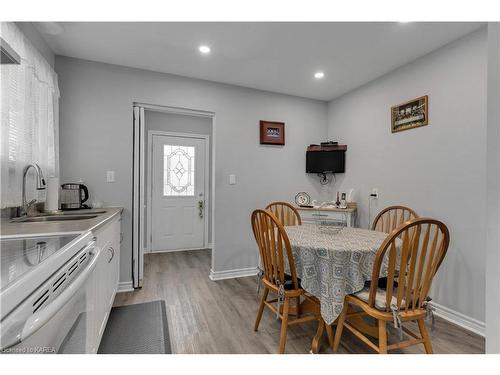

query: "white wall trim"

left=117, top=281, right=134, bottom=293
left=134, top=102, right=215, bottom=119
left=137, top=102, right=217, bottom=283
left=431, top=302, right=485, bottom=337
left=209, top=266, right=259, bottom=281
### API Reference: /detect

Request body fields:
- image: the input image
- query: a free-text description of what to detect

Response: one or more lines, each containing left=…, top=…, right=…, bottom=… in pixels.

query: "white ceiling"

left=37, top=22, right=484, bottom=101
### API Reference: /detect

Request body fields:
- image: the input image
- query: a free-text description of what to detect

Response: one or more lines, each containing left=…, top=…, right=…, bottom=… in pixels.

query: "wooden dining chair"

left=333, top=217, right=450, bottom=354
left=265, top=201, right=302, bottom=226
left=251, top=209, right=320, bottom=354
left=372, top=206, right=418, bottom=289
left=372, top=206, right=418, bottom=233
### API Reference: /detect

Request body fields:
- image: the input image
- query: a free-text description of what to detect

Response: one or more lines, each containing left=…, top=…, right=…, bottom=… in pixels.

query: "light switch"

left=106, top=170, right=115, bottom=183
left=229, top=174, right=236, bottom=185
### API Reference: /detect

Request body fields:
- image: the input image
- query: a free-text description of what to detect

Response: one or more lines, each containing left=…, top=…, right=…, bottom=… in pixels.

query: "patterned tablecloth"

left=284, top=224, right=394, bottom=325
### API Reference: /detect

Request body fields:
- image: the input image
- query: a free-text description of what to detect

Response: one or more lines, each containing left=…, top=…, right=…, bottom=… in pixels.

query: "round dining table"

left=284, top=223, right=395, bottom=352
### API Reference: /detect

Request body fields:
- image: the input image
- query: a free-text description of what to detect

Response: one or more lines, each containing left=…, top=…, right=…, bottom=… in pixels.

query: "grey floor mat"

left=98, top=300, right=171, bottom=354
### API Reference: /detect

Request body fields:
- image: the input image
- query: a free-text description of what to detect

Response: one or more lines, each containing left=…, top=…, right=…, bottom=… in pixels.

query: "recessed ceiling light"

left=314, top=71, right=325, bottom=79
left=199, top=45, right=211, bottom=54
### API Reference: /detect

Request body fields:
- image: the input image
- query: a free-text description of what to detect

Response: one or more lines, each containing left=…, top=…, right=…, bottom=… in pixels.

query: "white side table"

left=295, top=203, right=357, bottom=227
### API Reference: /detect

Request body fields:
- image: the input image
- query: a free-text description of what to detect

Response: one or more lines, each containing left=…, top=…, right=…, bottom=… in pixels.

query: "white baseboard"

left=431, top=302, right=485, bottom=337
left=117, top=281, right=134, bottom=293
left=209, top=266, right=259, bottom=281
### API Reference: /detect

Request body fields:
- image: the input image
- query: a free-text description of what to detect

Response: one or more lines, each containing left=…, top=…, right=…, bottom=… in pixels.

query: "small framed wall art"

left=391, top=95, right=429, bottom=133
left=260, top=120, right=285, bottom=145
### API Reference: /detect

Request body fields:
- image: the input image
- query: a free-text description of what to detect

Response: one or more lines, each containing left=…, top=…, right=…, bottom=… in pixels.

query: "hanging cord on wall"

left=318, top=173, right=329, bottom=185
left=368, top=192, right=377, bottom=229
left=318, top=173, right=335, bottom=186
left=368, top=195, right=371, bottom=229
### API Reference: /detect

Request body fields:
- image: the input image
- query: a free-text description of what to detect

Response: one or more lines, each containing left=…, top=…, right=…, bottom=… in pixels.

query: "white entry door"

left=150, top=133, right=207, bottom=252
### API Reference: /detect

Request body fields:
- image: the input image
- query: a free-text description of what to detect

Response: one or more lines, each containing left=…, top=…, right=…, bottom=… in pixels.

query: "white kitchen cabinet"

left=91, top=214, right=121, bottom=352
left=109, top=217, right=121, bottom=307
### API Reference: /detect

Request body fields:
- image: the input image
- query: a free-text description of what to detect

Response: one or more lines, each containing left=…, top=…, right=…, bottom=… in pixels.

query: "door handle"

left=198, top=200, right=204, bottom=218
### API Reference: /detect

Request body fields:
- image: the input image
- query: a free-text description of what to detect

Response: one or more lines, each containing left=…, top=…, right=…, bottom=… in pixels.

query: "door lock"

left=198, top=200, right=204, bottom=218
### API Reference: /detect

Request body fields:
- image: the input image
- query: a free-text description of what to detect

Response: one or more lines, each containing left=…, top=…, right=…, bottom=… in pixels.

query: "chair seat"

left=353, top=286, right=406, bottom=310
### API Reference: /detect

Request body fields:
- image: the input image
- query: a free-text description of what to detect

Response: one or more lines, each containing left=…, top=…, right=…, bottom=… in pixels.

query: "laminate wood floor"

left=113, top=249, right=485, bottom=354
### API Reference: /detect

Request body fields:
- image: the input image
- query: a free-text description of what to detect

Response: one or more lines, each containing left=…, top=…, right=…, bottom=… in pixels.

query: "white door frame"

left=147, top=130, right=210, bottom=252
left=132, top=102, right=216, bottom=287
left=132, top=106, right=145, bottom=288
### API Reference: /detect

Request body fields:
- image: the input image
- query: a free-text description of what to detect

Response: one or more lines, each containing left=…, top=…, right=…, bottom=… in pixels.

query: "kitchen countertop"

left=0, top=207, right=123, bottom=238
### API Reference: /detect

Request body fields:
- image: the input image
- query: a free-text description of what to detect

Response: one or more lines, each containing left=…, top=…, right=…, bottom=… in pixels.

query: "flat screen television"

left=306, top=150, right=345, bottom=173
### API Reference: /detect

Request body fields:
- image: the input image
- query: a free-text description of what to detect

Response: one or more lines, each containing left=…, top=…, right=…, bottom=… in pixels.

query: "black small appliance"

left=60, top=183, right=90, bottom=210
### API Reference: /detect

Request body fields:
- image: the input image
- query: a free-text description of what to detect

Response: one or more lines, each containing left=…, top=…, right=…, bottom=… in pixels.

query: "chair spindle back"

left=251, top=209, right=300, bottom=290
left=372, top=205, right=418, bottom=233
left=369, top=218, right=450, bottom=313
left=265, top=201, right=302, bottom=227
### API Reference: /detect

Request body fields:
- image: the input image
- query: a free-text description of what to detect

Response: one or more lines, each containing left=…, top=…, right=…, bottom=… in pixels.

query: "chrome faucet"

left=21, top=163, right=46, bottom=216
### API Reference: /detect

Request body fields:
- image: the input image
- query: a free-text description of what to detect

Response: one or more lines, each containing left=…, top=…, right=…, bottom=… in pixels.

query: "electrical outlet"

left=371, top=188, right=379, bottom=198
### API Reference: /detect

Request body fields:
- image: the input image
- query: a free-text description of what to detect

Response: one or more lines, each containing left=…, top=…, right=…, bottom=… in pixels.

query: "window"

left=163, top=145, right=195, bottom=196
left=0, top=22, right=60, bottom=208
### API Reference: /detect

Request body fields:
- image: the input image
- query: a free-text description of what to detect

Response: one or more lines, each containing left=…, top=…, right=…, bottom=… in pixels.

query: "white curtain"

left=0, top=22, right=59, bottom=208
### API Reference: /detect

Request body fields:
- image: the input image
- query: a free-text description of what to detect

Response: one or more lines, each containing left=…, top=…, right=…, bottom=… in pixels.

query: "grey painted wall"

left=486, top=23, right=500, bottom=353
left=56, top=56, right=329, bottom=283
left=327, top=29, right=488, bottom=322
left=144, top=111, right=213, bottom=246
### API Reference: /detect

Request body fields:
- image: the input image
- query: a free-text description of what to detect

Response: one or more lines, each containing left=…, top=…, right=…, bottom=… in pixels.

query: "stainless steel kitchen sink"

left=45, top=210, right=107, bottom=216
left=12, top=215, right=98, bottom=223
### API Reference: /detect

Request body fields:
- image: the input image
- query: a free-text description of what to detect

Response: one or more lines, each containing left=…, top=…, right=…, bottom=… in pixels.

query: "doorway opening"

left=132, top=104, right=215, bottom=288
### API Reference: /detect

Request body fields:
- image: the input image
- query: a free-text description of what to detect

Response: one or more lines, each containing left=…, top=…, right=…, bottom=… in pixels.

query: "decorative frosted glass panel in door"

left=163, top=145, right=195, bottom=196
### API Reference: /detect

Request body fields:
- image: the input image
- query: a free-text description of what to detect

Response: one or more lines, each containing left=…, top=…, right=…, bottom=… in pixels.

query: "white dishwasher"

left=0, top=231, right=100, bottom=353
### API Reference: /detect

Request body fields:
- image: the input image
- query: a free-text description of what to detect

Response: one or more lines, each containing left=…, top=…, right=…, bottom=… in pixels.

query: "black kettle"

left=60, top=183, right=90, bottom=210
